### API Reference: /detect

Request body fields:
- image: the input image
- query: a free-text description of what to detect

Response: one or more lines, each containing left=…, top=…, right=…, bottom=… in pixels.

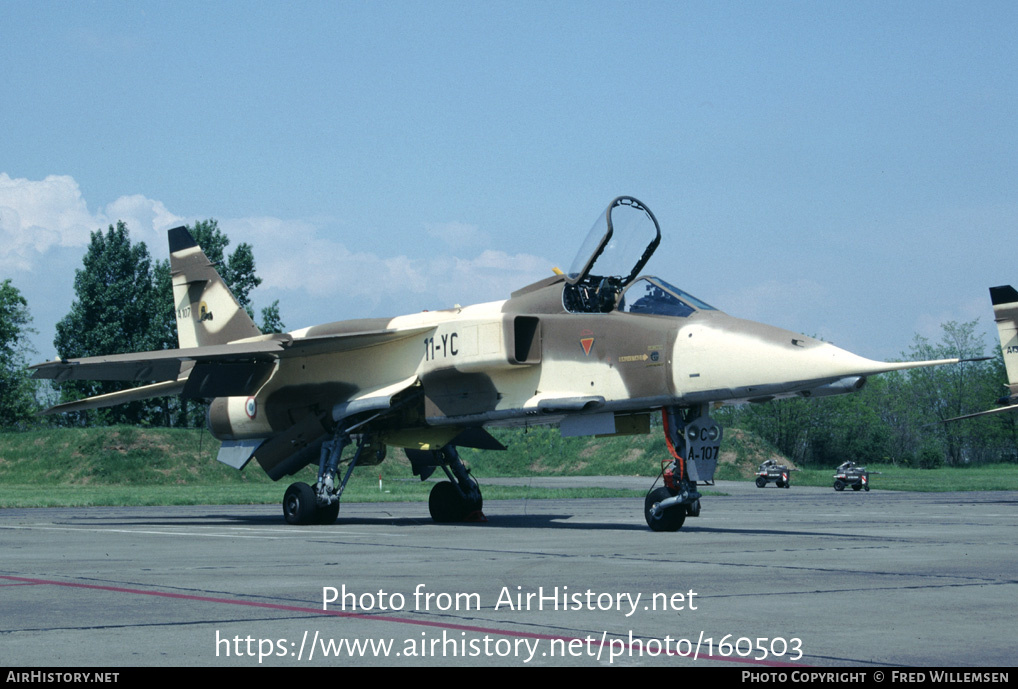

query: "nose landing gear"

left=644, top=404, right=721, bottom=532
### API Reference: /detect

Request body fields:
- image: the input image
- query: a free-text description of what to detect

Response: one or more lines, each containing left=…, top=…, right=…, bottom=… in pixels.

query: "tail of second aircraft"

left=169, top=226, right=262, bottom=348
left=990, top=285, right=1018, bottom=398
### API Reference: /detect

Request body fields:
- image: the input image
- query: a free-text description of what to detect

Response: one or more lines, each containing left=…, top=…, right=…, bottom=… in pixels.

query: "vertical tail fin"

left=990, top=285, right=1018, bottom=394
left=169, top=227, right=261, bottom=348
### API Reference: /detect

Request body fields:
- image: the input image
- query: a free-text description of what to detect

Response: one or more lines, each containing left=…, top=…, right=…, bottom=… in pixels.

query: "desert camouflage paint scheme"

left=32, top=197, right=963, bottom=530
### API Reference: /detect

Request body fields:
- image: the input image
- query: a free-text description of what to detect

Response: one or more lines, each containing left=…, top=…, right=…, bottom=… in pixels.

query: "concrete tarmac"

left=1, top=480, right=1016, bottom=667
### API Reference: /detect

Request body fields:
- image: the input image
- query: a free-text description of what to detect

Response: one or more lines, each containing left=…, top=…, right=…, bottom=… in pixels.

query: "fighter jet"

left=32, top=197, right=965, bottom=531
left=945, top=285, right=1018, bottom=422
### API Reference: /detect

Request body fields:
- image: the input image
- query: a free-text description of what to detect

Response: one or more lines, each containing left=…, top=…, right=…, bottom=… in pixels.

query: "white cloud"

left=0, top=173, right=95, bottom=269
left=2, top=173, right=558, bottom=345
left=222, top=216, right=553, bottom=313
left=0, top=173, right=185, bottom=271
left=102, top=195, right=185, bottom=253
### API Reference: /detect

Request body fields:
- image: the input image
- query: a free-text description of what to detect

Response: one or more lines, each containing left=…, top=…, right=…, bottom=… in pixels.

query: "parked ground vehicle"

left=833, top=461, right=872, bottom=491
left=755, top=459, right=792, bottom=488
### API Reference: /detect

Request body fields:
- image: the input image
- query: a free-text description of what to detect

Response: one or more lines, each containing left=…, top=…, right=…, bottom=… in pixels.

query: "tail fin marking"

left=990, top=285, right=1018, bottom=394
left=168, top=226, right=261, bottom=349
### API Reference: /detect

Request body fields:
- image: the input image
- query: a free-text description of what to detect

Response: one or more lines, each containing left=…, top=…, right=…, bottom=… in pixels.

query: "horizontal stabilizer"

left=39, top=379, right=187, bottom=415
left=31, top=339, right=288, bottom=383
left=944, top=404, right=1018, bottom=423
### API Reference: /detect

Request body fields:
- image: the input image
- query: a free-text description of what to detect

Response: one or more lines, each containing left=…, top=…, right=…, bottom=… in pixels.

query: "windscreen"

left=618, top=277, right=716, bottom=318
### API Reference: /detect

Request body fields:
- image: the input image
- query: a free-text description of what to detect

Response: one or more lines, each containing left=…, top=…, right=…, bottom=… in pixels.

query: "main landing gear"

left=407, top=445, right=484, bottom=523
left=283, top=431, right=384, bottom=525
left=283, top=481, right=338, bottom=525
left=644, top=404, right=722, bottom=532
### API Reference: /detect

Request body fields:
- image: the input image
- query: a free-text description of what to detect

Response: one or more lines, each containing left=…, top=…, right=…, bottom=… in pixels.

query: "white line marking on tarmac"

left=0, top=525, right=408, bottom=538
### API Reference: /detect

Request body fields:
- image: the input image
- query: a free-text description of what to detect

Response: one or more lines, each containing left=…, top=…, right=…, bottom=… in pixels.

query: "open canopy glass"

left=563, top=196, right=661, bottom=313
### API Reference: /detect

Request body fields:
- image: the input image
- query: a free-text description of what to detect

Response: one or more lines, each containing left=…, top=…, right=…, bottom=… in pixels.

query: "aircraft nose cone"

left=671, top=314, right=891, bottom=403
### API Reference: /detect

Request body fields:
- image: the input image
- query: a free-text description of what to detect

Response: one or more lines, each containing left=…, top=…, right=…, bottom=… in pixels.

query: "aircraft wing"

left=279, top=326, right=432, bottom=357
left=31, top=326, right=433, bottom=405
left=32, top=326, right=433, bottom=380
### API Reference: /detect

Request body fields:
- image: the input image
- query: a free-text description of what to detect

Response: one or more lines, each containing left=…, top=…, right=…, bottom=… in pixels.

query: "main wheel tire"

left=776, top=480, right=785, bottom=488
left=852, top=483, right=862, bottom=491
left=429, top=481, right=466, bottom=523
left=644, top=487, right=686, bottom=532
left=756, top=476, right=767, bottom=488
left=283, top=482, right=317, bottom=525
left=834, top=479, right=846, bottom=491
left=314, top=500, right=340, bottom=525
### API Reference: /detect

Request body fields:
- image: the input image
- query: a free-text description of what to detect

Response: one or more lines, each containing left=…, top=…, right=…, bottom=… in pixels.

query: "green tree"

left=260, top=300, right=286, bottom=334
left=149, top=258, right=177, bottom=351
left=900, top=320, right=992, bottom=465
left=54, top=221, right=162, bottom=425
left=865, top=370, right=927, bottom=465
left=804, top=389, right=892, bottom=466
left=0, top=280, right=38, bottom=427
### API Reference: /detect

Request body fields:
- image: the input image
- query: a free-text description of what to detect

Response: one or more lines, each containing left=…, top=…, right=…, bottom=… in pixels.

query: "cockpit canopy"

left=563, top=197, right=660, bottom=313
left=562, top=197, right=714, bottom=317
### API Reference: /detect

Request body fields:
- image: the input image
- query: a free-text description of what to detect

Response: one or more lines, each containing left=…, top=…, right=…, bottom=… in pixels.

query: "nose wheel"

left=644, top=487, right=686, bottom=532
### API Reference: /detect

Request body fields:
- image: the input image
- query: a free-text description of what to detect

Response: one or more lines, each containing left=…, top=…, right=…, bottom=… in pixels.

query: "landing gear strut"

left=282, top=431, right=383, bottom=525
left=644, top=404, right=722, bottom=532
left=407, top=445, right=484, bottom=523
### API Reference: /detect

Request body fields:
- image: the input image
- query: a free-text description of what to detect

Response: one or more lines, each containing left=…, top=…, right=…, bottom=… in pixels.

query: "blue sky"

left=2, top=1, right=1016, bottom=362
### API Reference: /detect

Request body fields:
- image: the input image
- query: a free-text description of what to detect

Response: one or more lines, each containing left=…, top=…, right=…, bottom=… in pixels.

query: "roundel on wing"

left=245, top=397, right=257, bottom=419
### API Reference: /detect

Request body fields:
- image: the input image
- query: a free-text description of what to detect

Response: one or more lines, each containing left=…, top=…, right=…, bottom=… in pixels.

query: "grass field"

left=0, top=425, right=1015, bottom=508
left=789, top=463, right=1018, bottom=492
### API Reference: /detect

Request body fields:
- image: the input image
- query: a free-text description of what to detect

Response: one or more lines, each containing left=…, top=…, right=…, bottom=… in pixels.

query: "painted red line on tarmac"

left=1, top=575, right=799, bottom=666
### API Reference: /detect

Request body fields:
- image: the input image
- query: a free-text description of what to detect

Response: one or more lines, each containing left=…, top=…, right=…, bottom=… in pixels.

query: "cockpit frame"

left=563, top=196, right=662, bottom=314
